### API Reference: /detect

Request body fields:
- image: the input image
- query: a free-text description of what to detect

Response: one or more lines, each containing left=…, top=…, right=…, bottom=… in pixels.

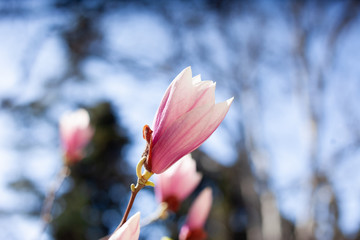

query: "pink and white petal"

left=152, top=67, right=193, bottom=143
left=192, top=74, right=201, bottom=84
left=157, top=163, right=179, bottom=199
left=60, top=109, right=90, bottom=137
left=155, top=156, right=189, bottom=201
left=179, top=225, right=191, bottom=240
left=150, top=103, right=214, bottom=173
left=154, top=174, right=165, bottom=202
left=68, top=129, right=84, bottom=149
left=151, top=97, right=233, bottom=173
left=187, top=81, right=216, bottom=112
left=164, top=157, right=199, bottom=200
left=186, top=188, right=212, bottom=229
left=60, top=109, right=93, bottom=154
left=109, top=212, right=140, bottom=240
left=151, top=83, right=172, bottom=142
left=175, top=155, right=202, bottom=200
left=155, top=171, right=172, bottom=202
left=152, top=68, right=216, bottom=145
left=177, top=171, right=202, bottom=201
left=77, top=127, right=94, bottom=149
left=184, top=97, right=234, bottom=151
left=64, top=126, right=93, bottom=160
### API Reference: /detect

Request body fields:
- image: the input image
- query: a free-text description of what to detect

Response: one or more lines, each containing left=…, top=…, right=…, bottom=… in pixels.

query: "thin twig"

left=118, top=186, right=143, bottom=229
left=99, top=157, right=153, bottom=240
left=99, top=185, right=144, bottom=240
left=38, top=165, right=71, bottom=238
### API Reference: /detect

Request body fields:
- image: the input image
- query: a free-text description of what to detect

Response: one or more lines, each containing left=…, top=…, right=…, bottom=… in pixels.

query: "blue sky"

left=0, top=1, right=360, bottom=239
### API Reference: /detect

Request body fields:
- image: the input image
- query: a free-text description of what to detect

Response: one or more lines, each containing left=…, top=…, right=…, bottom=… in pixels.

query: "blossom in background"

left=144, top=67, right=233, bottom=174
left=109, top=212, right=140, bottom=240
left=155, top=154, right=202, bottom=212
left=59, top=109, right=94, bottom=165
left=179, top=188, right=213, bottom=240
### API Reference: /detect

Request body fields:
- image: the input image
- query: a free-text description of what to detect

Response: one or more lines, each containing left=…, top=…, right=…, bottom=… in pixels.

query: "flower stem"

left=39, top=165, right=71, bottom=237
left=117, top=184, right=144, bottom=229
left=98, top=183, right=145, bottom=240
left=100, top=158, right=154, bottom=240
left=117, top=157, right=154, bottom=228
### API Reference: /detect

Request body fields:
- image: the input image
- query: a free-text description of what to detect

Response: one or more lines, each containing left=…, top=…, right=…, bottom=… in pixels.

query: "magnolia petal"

left=151, top=97, right=233, bottom=173
left=152, top=67, right=193, bottom=143
left=186, top=188, right=212, bottom=229
left=174, top=155, right=202, bottom=201
left=184, top=97, right=233, bottom=151
left=59, top=109, right=94, bottom=163
left=155, top=170, right=170, bottom=202
left=109, top=212, right=140, bottom=240
left=60, top=109, right=91, bottom=139
left=189, top=81, right=216, bottom=111
left=192, top=74, right=201, bottom=84
left=155, top=157, right=179, bottom=201
left=151, top=103, right=213, bottom=173
left=152, top=67, right=216, bottom=145
left=66, top=127, right=93, bottom=150
left=155, top=154, right=202, bottom=202
left=179, top=225, right=191, bottom=240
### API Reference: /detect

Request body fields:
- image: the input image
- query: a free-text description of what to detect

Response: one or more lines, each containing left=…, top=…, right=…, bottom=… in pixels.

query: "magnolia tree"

left=42, top=67, right=233, bottom=240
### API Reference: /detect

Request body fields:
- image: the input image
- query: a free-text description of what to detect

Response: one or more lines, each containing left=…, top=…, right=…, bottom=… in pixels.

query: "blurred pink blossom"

left=109, top=212, right=140, bottom=240
left=143, top=67, right=233, bottom=174
left=179, top=187, right=213, bottom=240
left=59, top=109, right=94, bottom=165
left=155, top=154, right=202, bottom=212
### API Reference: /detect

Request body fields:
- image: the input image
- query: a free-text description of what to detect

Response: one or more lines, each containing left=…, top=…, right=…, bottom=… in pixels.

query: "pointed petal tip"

left=127, top=212, right=141, bottom=227
left=227, top=97, right=234, bottom=105
left=109, top=212, right=141, bottom=240
left=133, top=212, right=141, bottom=218
left=177, top=66, right=193, bottom=83
left=192, top=74, right=201, bottom=84
left=183, top=66, right=192, bottom=74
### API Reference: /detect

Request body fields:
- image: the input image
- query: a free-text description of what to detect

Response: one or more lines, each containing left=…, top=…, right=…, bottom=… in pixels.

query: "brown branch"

left=99, top=183, right=145, bottom=240
left=118, top=188, right=141, bottom=229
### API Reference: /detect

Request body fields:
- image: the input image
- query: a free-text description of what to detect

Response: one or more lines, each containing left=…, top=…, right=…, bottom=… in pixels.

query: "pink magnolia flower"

left=109, top=212, right=140, bottom=240
left=143, top=67, right=233, bottom=174
left=179, top=188, right=212, bottom=240
left=155, top=154, right=202, bottom=212
left=59, top=109, right=94, bottom=165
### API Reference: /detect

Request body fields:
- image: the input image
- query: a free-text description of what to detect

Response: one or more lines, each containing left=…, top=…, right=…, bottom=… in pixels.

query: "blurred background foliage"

left=0, top=0, right=360, bottom=240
